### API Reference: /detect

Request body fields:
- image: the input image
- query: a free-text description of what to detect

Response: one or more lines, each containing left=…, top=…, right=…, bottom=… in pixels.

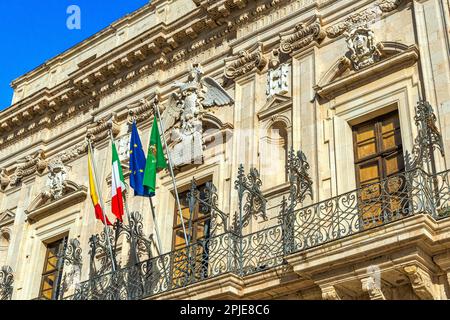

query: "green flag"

left=143, top=117, right=167, bottom=196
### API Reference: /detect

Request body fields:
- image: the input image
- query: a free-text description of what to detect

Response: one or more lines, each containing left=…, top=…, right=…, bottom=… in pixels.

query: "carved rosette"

left=224, top=43, right=267, bottom=80
left=279, top=17, right=325, bottom=54
left=326, top=0, right=404, bottom=38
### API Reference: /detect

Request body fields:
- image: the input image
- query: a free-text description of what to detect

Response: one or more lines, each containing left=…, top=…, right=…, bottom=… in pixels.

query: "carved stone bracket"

left=10, top=150, right=47, bottom=186
left=326, top=0, right=404, bottom=38
left=403, top=265, right=436, bottom=300
left=320, top=285, right=342, bottom=300
left=279, top=16, right=325, bottom=55
left=361, top=276, right=386, bottom=300
left=225, top=43, right=267, bottom=80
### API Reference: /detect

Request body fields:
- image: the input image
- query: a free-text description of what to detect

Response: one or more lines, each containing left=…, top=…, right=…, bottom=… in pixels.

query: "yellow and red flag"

left=88, top=148, right=112, bottom=226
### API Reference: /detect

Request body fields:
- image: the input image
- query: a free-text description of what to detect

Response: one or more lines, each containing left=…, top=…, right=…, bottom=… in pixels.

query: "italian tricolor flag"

left=111, top=142, right=125, bottom=222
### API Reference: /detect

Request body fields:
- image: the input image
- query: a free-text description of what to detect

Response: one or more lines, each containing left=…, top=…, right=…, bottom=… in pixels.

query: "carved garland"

left=326, top=0, right=404, bottom=38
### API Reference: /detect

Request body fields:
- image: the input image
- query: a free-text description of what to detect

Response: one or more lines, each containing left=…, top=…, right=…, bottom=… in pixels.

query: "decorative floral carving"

left=59, top=141, right=88, bottom=164
left=344, top=25, right=384, bottom=70
left=279, top=16, right=325, bottom=54
left=326, top=0, right=404, bottom=38
left=224, top=43, right=267, bottom=80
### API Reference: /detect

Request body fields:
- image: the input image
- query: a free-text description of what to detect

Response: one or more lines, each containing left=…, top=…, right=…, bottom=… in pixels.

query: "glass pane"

left=356, top=124, right=377, bottom=160
left=176, top=206, right=191, bottom=226
left=174, top=229, right=187, bottom=250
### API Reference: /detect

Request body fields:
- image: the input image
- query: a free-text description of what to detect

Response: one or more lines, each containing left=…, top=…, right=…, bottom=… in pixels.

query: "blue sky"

left=0, top=0, right=150, bottom=110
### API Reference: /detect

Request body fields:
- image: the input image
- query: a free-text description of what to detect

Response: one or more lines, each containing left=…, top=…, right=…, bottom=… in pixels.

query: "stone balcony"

left=59, top=168, right=450, bottom=300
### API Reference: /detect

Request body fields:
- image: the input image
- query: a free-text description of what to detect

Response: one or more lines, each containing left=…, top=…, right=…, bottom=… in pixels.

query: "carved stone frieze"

left=326, top=0, right=404, bottom=38
left=58, top=142, right=88, bottom=164
left=279, top=16, right=325, bottom=54
left=224, top=43, right=267, bottom=80
left=10, top=150, right=46, bottom=186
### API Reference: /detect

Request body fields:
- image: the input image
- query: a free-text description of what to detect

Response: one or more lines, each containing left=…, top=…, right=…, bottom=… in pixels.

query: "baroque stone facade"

left=1, top=0, right=450, bottom=300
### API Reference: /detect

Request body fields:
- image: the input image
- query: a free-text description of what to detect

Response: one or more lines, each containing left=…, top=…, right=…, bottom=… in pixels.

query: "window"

left=353, top=111, right=406, bottom=228
left=38, top=237, right=67, bottom=300
left=172, top=182, right=212, bottom=285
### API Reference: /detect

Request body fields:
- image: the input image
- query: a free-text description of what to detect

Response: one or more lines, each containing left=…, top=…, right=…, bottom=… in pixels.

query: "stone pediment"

left=25, top=180, right=87, bottom=223
left=257, top=94, right=292, bottom=120
left=0, top=209, right=15, bottom=228
left=314, top=43, right=419, bottom=100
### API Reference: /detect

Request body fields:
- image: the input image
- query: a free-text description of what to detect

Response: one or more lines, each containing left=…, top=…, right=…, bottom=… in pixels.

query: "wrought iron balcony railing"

left=58, top=167, right=450, bottom=300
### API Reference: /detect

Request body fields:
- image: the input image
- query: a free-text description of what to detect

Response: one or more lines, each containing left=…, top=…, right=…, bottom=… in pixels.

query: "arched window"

left=260, top=121, right=289, bottom=189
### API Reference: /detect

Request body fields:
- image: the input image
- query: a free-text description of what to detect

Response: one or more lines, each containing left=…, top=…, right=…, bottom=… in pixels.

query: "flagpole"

left=148, top=197, right=164, bottom=255
left=87, top=137, right=117, bottom=272
left=109, top=131, right=139, bottom=266
left=152, top=98, right=190, bottom=248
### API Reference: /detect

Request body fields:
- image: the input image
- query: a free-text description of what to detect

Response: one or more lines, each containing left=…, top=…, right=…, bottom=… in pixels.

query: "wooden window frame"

left=38, top=236, right=67, bottom=300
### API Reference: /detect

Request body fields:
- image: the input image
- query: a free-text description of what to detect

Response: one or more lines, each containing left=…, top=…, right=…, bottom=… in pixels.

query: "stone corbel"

left=403, top=265, right=437, bottom=300
left=320, top=285, right=342, bottom=300
left=279, top=16, right=325, bottom=55
left=224, top=42, right=267, bottom=80
left=361, top=276, right=387, bottom=300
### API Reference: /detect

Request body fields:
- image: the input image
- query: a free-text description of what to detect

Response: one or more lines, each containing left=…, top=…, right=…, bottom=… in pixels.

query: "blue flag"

left=129, top=122, right=153, bottom=197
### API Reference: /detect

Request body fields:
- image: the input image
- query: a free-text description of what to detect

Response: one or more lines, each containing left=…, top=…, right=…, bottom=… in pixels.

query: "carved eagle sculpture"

left=161, top=64, right=234, bottom=134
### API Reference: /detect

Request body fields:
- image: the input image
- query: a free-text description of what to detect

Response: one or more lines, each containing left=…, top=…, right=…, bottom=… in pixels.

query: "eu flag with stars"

left=129, top=122, right=153, bottom=197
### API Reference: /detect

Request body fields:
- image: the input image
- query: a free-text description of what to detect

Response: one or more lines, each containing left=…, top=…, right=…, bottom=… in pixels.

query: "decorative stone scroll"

left=326, top=0, right=404, bottom=38
left=224, top=42, right=267, bottom=80
left=279, top=16, right=325, bottom=54
left=86, top=113, right=121, bottom=142
left=10, top=150, right=47, bottom=186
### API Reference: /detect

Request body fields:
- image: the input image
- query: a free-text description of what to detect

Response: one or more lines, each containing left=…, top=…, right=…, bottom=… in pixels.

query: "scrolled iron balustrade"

left=0, top=266, right=13, bottom=300
left=57, top=100, right=450, bottom=300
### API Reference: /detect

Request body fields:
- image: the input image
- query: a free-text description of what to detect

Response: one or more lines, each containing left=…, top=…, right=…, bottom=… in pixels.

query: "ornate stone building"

left=1, top=0, right=450, bottom=300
